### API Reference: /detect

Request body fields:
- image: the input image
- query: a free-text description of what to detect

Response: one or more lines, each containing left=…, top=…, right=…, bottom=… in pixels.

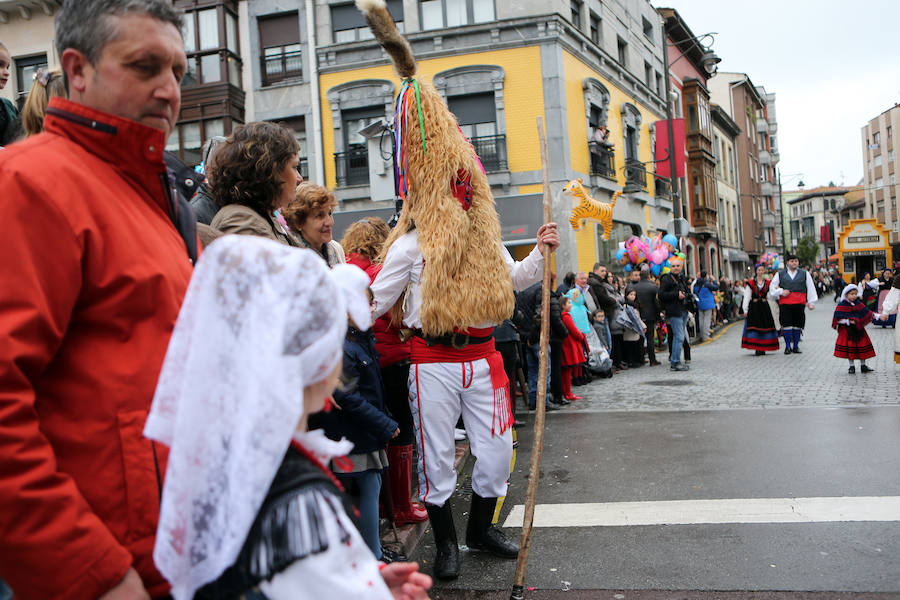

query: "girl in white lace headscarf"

left=144, top=236, right=431, bottom=600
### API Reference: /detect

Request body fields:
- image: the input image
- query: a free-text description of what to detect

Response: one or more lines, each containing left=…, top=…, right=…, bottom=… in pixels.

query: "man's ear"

left=60, top=48, right=91, bottom=98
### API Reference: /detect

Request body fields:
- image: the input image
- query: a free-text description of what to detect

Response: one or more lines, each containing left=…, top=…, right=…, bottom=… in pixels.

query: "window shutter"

left=447, top=93, right=496, bottom=126
left=259, top=12, right=300, bottom=48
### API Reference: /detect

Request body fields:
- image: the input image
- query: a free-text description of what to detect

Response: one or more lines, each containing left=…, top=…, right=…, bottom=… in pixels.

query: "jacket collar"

left=43, top=97, right=171, bottom=212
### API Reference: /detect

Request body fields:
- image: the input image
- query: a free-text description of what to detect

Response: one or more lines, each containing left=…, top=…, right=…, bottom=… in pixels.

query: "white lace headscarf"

left=144, top=235, right=371, bottom=600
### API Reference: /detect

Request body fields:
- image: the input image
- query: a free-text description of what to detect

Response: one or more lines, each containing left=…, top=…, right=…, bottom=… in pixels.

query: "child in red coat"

left=560, top=296, right=587, bottom=400
left=833, top=284, right=883, bottom=374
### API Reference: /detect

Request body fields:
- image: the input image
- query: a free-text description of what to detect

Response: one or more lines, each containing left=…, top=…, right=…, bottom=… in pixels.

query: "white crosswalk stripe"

left=502, top=496, right=900, bottom=528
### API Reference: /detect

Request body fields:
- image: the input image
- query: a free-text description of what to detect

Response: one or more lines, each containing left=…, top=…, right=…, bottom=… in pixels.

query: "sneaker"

left=454, top=428, right=467, bottom=441
left=670, top=363, right=689, bottom=371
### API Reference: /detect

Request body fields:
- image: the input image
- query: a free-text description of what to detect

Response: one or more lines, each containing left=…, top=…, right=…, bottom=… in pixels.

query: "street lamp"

left=660, top=24, right=720, bottom=237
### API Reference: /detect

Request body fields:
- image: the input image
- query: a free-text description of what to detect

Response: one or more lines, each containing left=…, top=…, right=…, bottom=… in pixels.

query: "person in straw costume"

left=356, top=0, right=560, bottom=581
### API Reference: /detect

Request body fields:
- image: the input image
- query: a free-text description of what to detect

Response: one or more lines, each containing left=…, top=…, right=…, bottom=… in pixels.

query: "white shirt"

left=371, top=230, right=543, bottom=328
left=768, top=269, right=818, bottom=304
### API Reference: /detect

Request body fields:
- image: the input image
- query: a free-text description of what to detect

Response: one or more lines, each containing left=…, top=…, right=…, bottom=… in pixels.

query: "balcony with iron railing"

left=262, top=47, right=303, bottom=86
left=624, top=159, right=647, bottom=192
left=334, top=145, right=369, bottom=187
left=469, top=135, right=508, bottom=172
left=588, top=141, right=615, bottom=179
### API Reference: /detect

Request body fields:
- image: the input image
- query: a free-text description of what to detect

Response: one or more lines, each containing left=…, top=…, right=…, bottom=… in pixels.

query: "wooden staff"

left=510, top=116, right=553, bottom=600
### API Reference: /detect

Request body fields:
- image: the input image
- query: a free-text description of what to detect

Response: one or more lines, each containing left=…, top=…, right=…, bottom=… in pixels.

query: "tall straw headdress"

left=357, top=0, right=514, bottom=336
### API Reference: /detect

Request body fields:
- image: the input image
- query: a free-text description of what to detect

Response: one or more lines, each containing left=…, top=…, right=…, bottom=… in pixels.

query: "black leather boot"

left=425, top=503, right=459, bottom=580
left=465, top=494, right=519, bottom=558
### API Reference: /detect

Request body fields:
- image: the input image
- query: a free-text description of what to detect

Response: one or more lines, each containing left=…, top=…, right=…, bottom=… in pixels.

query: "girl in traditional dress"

left=144, top=236, right=431, bottom=600
left=559, top=296, right=586, bottom=401
left=741, top=264, right=780, bottom=355
left=833, top=284, right=883, bottom=374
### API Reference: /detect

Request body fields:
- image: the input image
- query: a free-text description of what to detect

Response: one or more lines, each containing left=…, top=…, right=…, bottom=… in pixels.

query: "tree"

left=795, top=235, right=819, bottom=267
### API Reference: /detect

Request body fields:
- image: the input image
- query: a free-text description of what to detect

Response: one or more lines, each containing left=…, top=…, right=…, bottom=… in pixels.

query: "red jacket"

left=346, top=253, right=411, bottom=366
left=561, top=312, right=587, bottom=366
left=0, top=98, right=194, bottom=599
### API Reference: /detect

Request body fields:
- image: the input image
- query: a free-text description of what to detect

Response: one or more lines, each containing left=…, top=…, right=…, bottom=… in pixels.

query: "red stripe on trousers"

left=413, top=364, right=430, bottom=503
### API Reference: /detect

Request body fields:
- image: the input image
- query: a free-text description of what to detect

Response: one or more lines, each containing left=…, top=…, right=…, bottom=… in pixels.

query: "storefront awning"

left=725, top=248, right=751, bottom=263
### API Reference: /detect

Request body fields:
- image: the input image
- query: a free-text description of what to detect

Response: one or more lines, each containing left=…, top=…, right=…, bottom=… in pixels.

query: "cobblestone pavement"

left=567, top=297, right=900, bottom=412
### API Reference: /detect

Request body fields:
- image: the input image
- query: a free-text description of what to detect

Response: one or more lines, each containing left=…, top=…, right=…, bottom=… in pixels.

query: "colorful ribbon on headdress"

left=394, top=78, right=427, bottom=201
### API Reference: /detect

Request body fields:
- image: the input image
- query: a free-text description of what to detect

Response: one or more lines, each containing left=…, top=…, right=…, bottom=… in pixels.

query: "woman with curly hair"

left=341, top=217, right=429, bottom=528
left=283, top=182, right=345, bottom=267
left=209, top=121, right=301, bottom=246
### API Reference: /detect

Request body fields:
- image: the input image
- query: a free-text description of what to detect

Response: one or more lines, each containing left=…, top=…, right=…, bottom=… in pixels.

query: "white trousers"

left=408, top=360, right=513, bottom=506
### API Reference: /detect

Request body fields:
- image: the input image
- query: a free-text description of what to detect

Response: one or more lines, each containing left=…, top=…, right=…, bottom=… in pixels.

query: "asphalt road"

left=411, top=298, right=900, bottom=598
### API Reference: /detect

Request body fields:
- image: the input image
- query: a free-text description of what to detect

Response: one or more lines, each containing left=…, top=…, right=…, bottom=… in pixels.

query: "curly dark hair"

left=209, top=121, right=299, bottom=215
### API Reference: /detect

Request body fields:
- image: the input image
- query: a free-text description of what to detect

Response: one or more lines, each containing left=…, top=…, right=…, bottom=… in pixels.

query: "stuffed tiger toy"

left=563, top=177, right=620, bottom=240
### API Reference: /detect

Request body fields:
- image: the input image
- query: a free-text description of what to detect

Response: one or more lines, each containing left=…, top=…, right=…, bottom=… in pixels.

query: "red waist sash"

left=410, top=327, right=512, bottom=436
left=780, top=291, right=807, bottom=305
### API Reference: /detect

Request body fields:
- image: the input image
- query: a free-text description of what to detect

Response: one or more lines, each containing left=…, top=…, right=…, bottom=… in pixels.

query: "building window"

left=333, top=1, right=404, bottom=41
left=570, top=0, right=582, bottom=28
left=589, top=12, right=600, bottom=45
left=875, top=154, right=883, bottom=167
left=166, top=118, right=228, bottom=166
left=621, top=103, right=645, bottom=191
left=644, top=61, right=652, bottom=89
left=887, top=125, right=892, bottom=139
left=616, top=36, right=627, bottom=66
left=448, top=93, right=507, bottom=172
left=655, top=71, right=662, bottom=96
left=420, top=0, right=493, bottom=30
left=277, top=116, right=309, bottom=180
left=873, top=131, right=881, bottom=145
left=259, top=12, right=302, bottom=86
left=642, top=16, right=653, bottom=41
left=14, top=54, right=47, bottom=109
left=338, top=105, right=384, bottom=186
left=182, top=6, right=242, bottom=87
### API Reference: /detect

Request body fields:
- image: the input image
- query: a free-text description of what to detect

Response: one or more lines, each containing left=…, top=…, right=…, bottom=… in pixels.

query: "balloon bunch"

left=615, top=232, right=680, bottom=275
left=759, top=252, right=781, bottom=271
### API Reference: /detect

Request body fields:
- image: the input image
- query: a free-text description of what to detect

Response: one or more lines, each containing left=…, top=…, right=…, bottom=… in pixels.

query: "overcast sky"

left=660, top=0, right=900, bottom=191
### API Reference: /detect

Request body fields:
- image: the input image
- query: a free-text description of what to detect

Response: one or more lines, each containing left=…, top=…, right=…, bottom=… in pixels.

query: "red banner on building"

left=654, top=118, right=686, bottom=179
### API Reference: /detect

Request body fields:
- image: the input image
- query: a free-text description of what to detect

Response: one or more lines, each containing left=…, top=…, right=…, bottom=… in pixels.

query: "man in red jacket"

left=0, top=2, right=194, bottom=599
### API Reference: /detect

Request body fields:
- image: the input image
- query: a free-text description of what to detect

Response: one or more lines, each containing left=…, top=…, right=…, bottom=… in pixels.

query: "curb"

left=692, top=317, right=743, bottom=347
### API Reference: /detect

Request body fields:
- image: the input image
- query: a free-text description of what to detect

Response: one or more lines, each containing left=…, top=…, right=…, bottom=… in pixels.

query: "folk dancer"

left=357, top=0, right=560, bottom=582
left=769, top=254, right=817, bottom=354
left=741, top=263, right=780, bottom=355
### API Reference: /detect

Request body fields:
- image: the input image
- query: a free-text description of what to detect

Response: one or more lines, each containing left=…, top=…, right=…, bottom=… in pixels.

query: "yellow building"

left=244, top=1, right=673, bottom=274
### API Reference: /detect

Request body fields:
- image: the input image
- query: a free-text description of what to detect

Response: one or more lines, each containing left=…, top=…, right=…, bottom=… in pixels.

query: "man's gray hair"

left=56, top=0, right=184, bottom=64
